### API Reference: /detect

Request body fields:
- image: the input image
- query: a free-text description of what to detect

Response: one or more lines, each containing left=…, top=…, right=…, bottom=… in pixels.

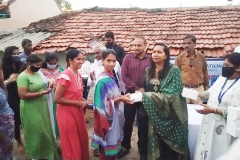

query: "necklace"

left=150, top=73, right=160, bottom=92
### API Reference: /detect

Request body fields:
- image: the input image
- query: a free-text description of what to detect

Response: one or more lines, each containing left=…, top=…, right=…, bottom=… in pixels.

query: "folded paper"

left=181, top=88, right=199, bottom=100
left=130, top=93, right=143, bottom=102
left=228, top=106, right=240, bottom=119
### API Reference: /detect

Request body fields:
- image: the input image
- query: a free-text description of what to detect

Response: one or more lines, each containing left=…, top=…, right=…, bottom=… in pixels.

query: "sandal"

left=93, top=149, right=99, bottom=157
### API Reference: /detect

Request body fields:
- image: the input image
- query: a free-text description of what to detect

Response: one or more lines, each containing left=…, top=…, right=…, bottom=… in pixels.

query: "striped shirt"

left=121, top=54, right=150, bottom=92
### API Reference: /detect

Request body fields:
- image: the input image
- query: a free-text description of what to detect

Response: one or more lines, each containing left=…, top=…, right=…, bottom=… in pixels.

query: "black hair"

left=102, top=49, right=117, bottom=60
left=22, top=39, right=32, bottom=47
left=66, top=49, right=82, bottom=68
left=2, top=46, right=22, bottom=73
left=224, top=52, right=240, bottom=67
left=19, top=54, right=42, bottom=73
left=105, top=31, right=114, bottom=39
left=41, top=52, right=59, bottom=68
left=147, top=43, right=171, bottom=80
left=2, top=46, right=19, bottom=65
left=134, top=36, right=147, bottom=44
left=183, top=34, right=197, bottom=43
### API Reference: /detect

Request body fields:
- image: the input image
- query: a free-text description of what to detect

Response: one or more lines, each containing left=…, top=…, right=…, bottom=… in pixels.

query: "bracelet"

left=39, top=91, right=43, bottom=96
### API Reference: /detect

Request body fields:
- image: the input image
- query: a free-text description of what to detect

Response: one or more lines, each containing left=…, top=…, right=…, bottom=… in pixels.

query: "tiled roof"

left=0, top=29, right=54, bottom=52
left=25, top=6, right=240, bottom=57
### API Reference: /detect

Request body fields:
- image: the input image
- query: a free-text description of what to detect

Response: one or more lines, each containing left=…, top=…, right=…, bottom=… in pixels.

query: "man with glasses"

left=175, top=34, right=209, bottom=104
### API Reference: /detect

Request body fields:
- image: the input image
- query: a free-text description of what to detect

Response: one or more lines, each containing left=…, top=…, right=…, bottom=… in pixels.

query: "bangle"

left=214, top=108, right=217, bottom=114
left=39, top=91, right=43, bottom=96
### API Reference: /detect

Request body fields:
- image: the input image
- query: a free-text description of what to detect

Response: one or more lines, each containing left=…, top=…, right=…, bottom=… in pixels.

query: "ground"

left=13, top=89, right=140, bottom=160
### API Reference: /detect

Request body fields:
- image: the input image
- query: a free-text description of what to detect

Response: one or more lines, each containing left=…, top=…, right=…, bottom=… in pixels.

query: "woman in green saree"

left=138, top=43, right=189, bottom=160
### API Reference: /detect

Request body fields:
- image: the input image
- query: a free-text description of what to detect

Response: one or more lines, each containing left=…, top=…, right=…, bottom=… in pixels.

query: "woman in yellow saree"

left=139, top=43, right=189, bottom=160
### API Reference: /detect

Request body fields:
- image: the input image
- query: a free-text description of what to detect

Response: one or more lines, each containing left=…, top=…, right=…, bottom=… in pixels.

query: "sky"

left=68, top=0, right=240, bottom=10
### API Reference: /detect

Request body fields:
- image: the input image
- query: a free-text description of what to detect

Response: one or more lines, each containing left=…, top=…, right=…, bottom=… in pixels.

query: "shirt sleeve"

left=56, top=74, right=70, bottom=87
left=121, top=56, right=140, bottom=91
left=17, top=73, right=28, bottom=87
left=87, top=65, right=96, bottom=87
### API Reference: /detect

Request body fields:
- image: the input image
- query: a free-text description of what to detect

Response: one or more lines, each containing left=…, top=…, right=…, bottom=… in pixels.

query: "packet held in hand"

left=130, top=93, right=143, bottom=102
left=182, top=88, right=199, bottom=100
left=88, top=104, right=94, bottom=110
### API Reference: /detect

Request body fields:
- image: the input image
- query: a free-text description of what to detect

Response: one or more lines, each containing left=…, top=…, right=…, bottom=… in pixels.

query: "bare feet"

left=17, top=144, right=25, bottom=155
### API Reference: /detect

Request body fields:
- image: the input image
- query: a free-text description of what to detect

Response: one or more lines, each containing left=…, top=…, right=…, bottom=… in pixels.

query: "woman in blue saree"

left=139, top=43, right=189, bottom=160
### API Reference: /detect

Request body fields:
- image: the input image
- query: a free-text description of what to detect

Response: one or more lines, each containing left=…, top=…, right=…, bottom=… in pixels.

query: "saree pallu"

left=0, top=115, right=14, bottom=160
left=142, top=65, right=189, bottom=160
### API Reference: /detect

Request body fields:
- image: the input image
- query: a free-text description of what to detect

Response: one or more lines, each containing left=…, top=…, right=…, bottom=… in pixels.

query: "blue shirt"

left=0, top=88, right=14, bottom=116
left=19, top=52, right=32, bottom=63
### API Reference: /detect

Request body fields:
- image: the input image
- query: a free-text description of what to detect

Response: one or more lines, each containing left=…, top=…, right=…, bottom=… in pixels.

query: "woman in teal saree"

left=139, top=43, right=189, bottom=160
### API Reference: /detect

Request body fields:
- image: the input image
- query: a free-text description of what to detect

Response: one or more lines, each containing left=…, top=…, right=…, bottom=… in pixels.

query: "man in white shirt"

left=88, top=46, right=125, bottom=93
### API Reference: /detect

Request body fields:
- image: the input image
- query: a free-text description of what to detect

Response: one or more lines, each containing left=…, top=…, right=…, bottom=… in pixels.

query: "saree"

left=91, top=72, right=122, bottom=156
left=142, top=65, right=189, bottom=160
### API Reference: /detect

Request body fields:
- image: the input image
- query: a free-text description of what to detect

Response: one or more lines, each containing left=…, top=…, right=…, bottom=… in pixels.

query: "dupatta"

left=142, top=65, right=189, bottom=160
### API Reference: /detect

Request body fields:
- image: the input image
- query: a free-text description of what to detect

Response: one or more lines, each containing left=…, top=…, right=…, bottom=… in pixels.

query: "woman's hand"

left=196, top=104, right=214, bottom=115
left=42, top=88, right=53, bottom=95
left=78, top=99, right=90, bottom=109
left=119, top=93, right=134, bottom=104
left=48, top=78, right=56, bottom=89
left=8, top=73, right=19, bottom=82
left=136, top=88, right=145, bottom=93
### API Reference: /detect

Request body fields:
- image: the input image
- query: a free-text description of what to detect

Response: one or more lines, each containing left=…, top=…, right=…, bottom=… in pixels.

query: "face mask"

left=30, top=65, right=40, bottom=72
left=222, top=66, right=235, bottom=78
left=11, top=56, right=20, bottom=63
left=47, top=63, right=57, bottom=69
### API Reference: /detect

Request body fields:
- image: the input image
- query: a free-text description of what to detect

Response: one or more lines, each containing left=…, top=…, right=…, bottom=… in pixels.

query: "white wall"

left=0, top=0, right=62, bottom=31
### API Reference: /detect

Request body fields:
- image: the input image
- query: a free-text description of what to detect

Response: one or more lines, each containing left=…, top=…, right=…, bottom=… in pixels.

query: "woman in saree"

left=91, top=49, right=133, bottom=160
left=17, top=54, right=58, bottom=159
left=138, top=43, right=189, bottom=160
left=54, top=49, right=90, bottom=160
left=0, top=65, right=14, bottom=159
left=194, top=52, right=240, bottom=160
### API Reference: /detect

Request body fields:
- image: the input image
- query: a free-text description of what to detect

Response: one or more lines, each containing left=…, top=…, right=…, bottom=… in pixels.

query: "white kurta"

left=194, top=76, right=240, bottom=160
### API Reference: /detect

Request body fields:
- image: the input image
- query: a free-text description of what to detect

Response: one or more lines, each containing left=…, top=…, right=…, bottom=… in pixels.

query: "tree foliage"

left=57, top=0, right=72, bottom=12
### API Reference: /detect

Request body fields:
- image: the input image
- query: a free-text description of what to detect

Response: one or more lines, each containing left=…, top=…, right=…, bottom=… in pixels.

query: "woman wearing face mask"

left=39, top=52, right=63, bottom=140
left=17, top=54, right=58, bottom=159
left=194, top=52, right=240, bottom=160
left=1, top=46, right=25, bottom=154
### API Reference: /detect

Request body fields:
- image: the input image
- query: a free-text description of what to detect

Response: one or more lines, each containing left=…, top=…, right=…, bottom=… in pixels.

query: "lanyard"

left=218, top=77, right=240, bottom=104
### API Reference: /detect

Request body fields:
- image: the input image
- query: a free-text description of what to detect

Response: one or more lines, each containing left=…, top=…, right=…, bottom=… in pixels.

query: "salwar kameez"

left=56, top=68, right=89, bottom=160
left=17, top=72, right=58, bottom=159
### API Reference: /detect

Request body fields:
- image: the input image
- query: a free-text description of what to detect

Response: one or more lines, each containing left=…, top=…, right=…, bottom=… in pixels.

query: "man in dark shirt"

left=117, top=36, right=150, bottom=159
left=105, top=31, right=126, bottom=65
left=19, top=39, right=33, bottom=63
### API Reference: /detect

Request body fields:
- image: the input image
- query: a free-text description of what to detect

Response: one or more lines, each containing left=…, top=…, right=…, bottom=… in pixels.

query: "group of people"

left=0, top=31, right=239, bottom=160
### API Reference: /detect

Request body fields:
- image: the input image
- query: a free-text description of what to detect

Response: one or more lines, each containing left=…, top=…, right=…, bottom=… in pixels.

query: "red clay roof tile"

left=24, top=6, right=240, bottom=57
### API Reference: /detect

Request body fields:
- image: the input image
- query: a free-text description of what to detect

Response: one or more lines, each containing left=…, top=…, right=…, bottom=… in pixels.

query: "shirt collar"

left=184, top=49, right=198, bottom=57
left=133, top=53, right=148, bottom=59
left=94, top=59, right=102, bottom=66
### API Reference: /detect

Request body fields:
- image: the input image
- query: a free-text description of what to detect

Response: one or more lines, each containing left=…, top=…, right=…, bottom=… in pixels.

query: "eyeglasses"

left=190, top=59, right=194, bottom=67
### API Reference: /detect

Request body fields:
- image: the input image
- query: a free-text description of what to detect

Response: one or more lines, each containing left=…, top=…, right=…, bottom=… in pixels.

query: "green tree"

left=57, top=0, right=72, bottom=12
